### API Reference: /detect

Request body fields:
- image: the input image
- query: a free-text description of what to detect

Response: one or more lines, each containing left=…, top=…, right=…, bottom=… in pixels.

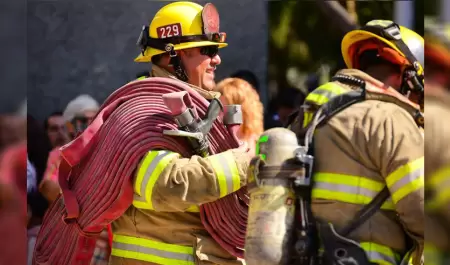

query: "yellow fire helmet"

left=425, top=17, right=450, bottom=69
left=134, top=1, right=228, bottom=63
left=341, top=20, right=424, bottom=79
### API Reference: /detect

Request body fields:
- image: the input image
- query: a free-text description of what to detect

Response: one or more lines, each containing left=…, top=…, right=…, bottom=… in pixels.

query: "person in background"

left=27, top=113, right=53, bottom=265
left=216, top=78, right=264, bottom=155
left=63, top=94, right=100, bottom=139
left=39, top=94, right=109, bottom=265
left=27, top=115, right=51, bottom=225
left=0, top=143, right=27, bottom=265
left=27, top=156, right=39, bottom=265
left=264, top=87, right=305, bottom=129
left=0, top=114, right=27, bottom=153
left=44, top=111, right=70, bottom=149
left=0, top=100, right=27, bottom=265
left=27, top=157, right=37, bottom=194
left=40, top=94, right=100, bottom=202
left=276, top=87, right=305, bottom=126
left=230, top=69, right=260, bottom=94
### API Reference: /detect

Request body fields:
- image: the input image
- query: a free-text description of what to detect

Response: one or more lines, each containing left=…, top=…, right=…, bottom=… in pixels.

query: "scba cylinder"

left=245, top=128, right=300, bottom=265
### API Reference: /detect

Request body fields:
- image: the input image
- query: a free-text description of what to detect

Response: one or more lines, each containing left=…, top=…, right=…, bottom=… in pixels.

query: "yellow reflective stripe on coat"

left=426, top=166, right=450, bottom=209
left=305, top=83, right=347, bottom=105
left=185, top=205, right=200, bottom=212
left=111, top=234, right=195, bottom=265
left=360, top=242, right=401, bottom=265
left=132, top=150, right=180, bottom=210
left=303, top=82, right=347, bottom=127
left=207, top=151, right=240, bottom=198
left=385, top=157, right=424, bottom=204
left=319, top=242, right=400, bottom=265
left=312, top=173, right=395, bottom=210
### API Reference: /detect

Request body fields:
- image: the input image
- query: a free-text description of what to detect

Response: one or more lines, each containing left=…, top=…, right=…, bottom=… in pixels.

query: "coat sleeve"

left=131, top=148, right=251, bottom=212
left=362, top=103, right=424, bottom=264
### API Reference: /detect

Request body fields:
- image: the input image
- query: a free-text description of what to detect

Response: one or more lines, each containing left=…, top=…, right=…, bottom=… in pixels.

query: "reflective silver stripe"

left=207, top=151, right=240, bottom=197
left=216, top=153, right=235, bottom=195
left=305, top=84, right=347, bottom=106
left=139, top=151, right=172, bottom=199
left=319, top=246, right=399, bottom=265
left=360, top=242, right=401, bottom=265
left=389, top=167, right=423, bottom=193
left=315, top=182, right=381, bottom=198
left=366, top=250, right=398, bottom=265
left=305, top=89, right=335, bottom=105
left=112, top=242, right=195, bottom=263
left=310, top=88, right=335, bottom=97
left=312, top=181, right=395, bottom=210
left=112, top=235, right=195, bottom=265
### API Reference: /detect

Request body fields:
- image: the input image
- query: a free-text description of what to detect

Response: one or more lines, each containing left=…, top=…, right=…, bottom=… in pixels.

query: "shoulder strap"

left=285, top=109, right=300, bottom=128
left=339, top=187, right=390, bottom=236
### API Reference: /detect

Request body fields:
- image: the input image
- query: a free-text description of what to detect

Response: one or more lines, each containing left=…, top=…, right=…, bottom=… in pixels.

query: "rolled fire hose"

left=33, top=77, right=249, bottom=265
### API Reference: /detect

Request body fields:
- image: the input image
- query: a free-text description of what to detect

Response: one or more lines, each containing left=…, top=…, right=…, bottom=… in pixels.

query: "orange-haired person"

left=216, top=77, right=264, bottom=155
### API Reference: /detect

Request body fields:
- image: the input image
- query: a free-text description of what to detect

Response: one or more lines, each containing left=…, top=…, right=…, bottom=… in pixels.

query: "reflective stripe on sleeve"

left=111, top=234, right=195, bottom=265
left=303, top=111, right=314, bottom=128
left=312, top=173, right=395, bottom=210
left=207, top=151, right=241, bottom=198
left=132, top=150, right=179, bottom=210
left=305, top=83, right=347, bottom=105
left=303, top=83, right=347, bottom=127
left=318, top=242, right=400, bottom=265
left=360, top=242, right=401, bottom=265
left=386, top=157, right=424, bottom=204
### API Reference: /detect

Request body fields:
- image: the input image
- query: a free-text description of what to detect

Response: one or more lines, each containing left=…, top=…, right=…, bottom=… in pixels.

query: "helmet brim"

left=134, top=41, right=228, bottom=63
left=341, top=29, right=406, bottom=69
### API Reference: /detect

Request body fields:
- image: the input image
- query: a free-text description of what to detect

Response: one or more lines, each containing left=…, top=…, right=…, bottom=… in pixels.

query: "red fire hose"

left=33, top=78, right=249, bottom=265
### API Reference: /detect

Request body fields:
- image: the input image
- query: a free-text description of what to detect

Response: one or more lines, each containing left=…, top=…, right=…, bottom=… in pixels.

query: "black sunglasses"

left=200, top=46, right=219, bottom=58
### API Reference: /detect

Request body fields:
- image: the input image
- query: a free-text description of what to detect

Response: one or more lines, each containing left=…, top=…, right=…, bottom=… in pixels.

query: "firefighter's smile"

left=206, top=67, right=215, bottom=77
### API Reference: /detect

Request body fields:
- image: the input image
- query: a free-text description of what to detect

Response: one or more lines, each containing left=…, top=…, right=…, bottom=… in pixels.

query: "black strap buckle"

left=363, top=21, right=401, bottom=40
left=165, top=44, right=177, bottom=58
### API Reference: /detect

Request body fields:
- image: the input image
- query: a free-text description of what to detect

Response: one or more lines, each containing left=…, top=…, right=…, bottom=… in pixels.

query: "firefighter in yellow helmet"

left=286, top=20, right=424, bottom=265
left=423, top=17, right=450, bottom=265
left=134, top=1, right=227, bottom=93
left=109, top=2, right=251, bottom=265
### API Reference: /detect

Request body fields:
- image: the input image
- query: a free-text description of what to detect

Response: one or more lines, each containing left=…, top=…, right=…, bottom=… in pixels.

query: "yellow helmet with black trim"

left=134, top=1, right=227, bottom=63
left=341, top=20, right=424, bottom=78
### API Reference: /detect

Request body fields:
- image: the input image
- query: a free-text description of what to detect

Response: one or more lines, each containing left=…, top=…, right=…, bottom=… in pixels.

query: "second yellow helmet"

left=341, top=20, right=424, bottom=77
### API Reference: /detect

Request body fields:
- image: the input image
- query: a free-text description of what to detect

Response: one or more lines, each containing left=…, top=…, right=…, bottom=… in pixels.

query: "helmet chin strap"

left=165, top=44, right=189, bottom=82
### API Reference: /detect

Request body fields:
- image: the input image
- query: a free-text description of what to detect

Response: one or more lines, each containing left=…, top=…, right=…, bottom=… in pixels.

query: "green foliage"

left=269, top=0, right=423, bottom=96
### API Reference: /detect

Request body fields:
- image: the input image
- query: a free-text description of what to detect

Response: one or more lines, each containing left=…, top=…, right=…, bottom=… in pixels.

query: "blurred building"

left=25, top=0, right=268, bottom=121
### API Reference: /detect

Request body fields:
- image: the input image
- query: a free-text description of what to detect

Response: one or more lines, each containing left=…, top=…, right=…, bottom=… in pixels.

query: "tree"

left=268, top=0, right=421, bottom=99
